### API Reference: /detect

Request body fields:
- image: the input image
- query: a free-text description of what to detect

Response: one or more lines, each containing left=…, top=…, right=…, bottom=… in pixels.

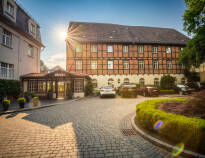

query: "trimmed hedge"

left=121, top=89, right=137, bottom=98
left=160, top=89, right=175, bottom=94
left=136, top=98, right=205, bottom=152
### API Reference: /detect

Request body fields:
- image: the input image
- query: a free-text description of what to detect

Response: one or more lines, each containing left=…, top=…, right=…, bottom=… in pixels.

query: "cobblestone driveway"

left=0, top=96, right=173, bottom=158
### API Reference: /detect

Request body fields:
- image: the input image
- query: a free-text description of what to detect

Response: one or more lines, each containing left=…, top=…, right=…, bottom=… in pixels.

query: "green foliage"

left=40, top=60, right=48, bottom=73
left=121, top=89, right=137, bottom=98
left=33, top=97, right=39, bottom=101
left=160, top=75, right=176, bottom=90
left=136, top=98, right=205, bottom=151
left=160, top=89, right=175, bottom=94
left=0, top=79, right=20, bottom=101
left=17, top=97, right=25, bottom=104
left=180, top=0, right=205, bottom=69
left=184, top=69, right=200, bottom=82
left=2, top=99, right=10, bottom=106
left=85, top=80, right=93, bottom=96
left=24, top=91, right=35, bottom=97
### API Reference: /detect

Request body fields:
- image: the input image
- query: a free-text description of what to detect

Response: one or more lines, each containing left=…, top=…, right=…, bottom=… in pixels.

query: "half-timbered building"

left=66, top=22, right=190, bottom=88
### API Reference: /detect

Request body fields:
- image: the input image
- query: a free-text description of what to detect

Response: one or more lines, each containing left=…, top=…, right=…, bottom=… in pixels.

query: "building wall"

left=0, top=21, right=41, bottom=80
left=66, top=43, right=185, bottom=88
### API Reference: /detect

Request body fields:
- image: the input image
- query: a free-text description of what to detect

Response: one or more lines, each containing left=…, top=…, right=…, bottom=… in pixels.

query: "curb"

left=0, top=98, right=82, bottom=115
left=131, top=115, right=205, bottom=158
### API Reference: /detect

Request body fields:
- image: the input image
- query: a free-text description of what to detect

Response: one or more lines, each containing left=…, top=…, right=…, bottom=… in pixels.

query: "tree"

left=160, top=75, right=176, bottom=90
left=179, top=0, right=205, bottom=69
left=85, top=80, right=93, bottom=96
left=40, top=60, right=48, bottom=73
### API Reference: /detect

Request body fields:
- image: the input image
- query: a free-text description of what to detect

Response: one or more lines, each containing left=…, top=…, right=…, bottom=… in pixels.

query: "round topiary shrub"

left=17, top=97, right=26, bottom=109
left=2, top=99, right=10, bottom=111
left=160, top=75, right=176, bottom=90
left=31, top=97, right=40, bottom=107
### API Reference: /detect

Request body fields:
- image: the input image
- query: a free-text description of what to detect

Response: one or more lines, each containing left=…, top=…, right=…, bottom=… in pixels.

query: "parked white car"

left=100, top=85, right=116, bottom=98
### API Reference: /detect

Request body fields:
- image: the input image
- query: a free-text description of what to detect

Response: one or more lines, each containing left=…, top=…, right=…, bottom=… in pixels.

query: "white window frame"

left=76, top=45, right=82, bottom=53
left=76, top=60, right=82, bottom=70
left=139, top=78, right=145, bottom=86
left=153, top=46, right=158, bottom=53
left=138, top=45, right=144, bottom=53
left=107, top=45, right=113, bottom=53
left=138, top=60, right=144, bottom=69
left=123, top=45, right=129, bottom=53
left=167, top=60, right=172, bottom=69
left=123, top=61, right=129, bottom=69
left=153, top=60, right=158, bottom=69
left=6, top=1, right=14, bottom=17
left=91, top=45, right=97, bottom=53
left=91, top=60, right=97, bottom=70
left=0, top=62, right=14, bottom=79
left=28, top=44, right=34, bottom=57
left=2, top=29, right=12, bottom=47
left=108, top=60, right=113, bottom=70
left=166, top=47, right=172, bottom=53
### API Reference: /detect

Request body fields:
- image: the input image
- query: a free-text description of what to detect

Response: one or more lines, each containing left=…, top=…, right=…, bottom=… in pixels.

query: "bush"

left=33, top=97, right=39, bottom=101
left=85, top=80, right=93, bottom=96
left=2, top=99, right=10, bottom=106
left=160, top=75, right=176, bottom=90
left=0, top=79, right=20, bottom=101
left=136, top=98, right=205, bottom=152
left=17, top=97, right=25, bottom=104
left=121, top=89, right=137, bottom=98
left=160, top=89, right=175, bottom=94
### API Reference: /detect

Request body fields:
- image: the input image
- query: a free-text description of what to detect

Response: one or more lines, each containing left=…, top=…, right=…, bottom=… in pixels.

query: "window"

left=91, top=45, right=97, bottom=53
left=76, top=45, right=82, bottom=52
left=123, top=61, right=129, bottom=69
left=124, top=78, right=129, bottom=84
left=138, top=45, right=144, bottom=53
left=38, top=81, right=46, bottom=92
left=153, top=60, right=158, bottom=69
left=154, top=78, right=159, bottom=86
left=28, top=44, right=34, bottom=57
left=2, top=29, right=12, bottom=47
left=28, top=81, right=37, bottom=92
left=167, top=60, right=172, bottom=69
left=107, top=45, right=113, bottom=53
left=92, top=79, right=97, bottom=88
left=152, top=46, right=158, bottom=53
left=138, top=60, right=144, bottom=69
left=166, top=47, right=171, bottom=53
left=31, top=23, right=35, bottom=34
left=139, top=78, right=145, bottom=86
left=0, top=62, right=14, bottom=79
left=91, top=60, right=97, bottom=70
left=74, top=80, right=83, bottom=92
left=181, top=78, right=185, bottom=84
left=108, top=78, right=114, bottom=86
left=108, top=60, right=113, bottom=69
left=123, top=45, right=129, bottom=53
left=6, top=1, right=14, bottom=16
left=76, top=60, right=82, bottom=70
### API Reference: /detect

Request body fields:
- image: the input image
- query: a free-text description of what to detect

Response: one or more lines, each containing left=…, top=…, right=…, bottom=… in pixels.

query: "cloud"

left=45, top=53, right=66, bottom=69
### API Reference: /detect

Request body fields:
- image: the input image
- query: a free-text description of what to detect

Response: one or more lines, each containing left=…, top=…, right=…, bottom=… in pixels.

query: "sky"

left=18, top=0, right=187, bottom=69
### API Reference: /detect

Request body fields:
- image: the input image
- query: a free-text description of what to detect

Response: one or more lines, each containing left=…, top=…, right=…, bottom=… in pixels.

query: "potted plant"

left=32, top=97, right=40, bottom=107
left=2, top=99, right=10, bottom=111
left=17, top=97, right=26, bottom=109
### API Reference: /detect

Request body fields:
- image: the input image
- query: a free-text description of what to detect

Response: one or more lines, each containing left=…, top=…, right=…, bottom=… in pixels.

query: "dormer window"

left=29, top=20, right=36, bottom=37
left=6, top=1, right=14, bottom=17
left=31, top=24, right=36, bottom=34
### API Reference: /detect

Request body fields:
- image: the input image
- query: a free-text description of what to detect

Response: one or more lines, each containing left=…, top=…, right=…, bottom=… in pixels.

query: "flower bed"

left=136, top=98, right=205, bottom=153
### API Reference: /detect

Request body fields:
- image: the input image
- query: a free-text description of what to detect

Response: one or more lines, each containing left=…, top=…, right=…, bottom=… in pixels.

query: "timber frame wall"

left=66, top=43, right=185, bottom=75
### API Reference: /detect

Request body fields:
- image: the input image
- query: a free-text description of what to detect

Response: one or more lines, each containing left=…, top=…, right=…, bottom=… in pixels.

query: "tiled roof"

left=67, top=21, right=190, bottom=45
left=21, top=73, right=48, bottom=78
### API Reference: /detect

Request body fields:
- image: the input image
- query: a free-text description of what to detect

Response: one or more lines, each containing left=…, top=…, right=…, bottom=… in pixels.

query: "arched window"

left=154, top=78, right=159, bottom=86
left=124, top=78, right=129, bottom=84
left=92, top=79, right=97, bottom=88
left=139, top=78, right=145, bottom=86
left=108, top=78, right=114, bottom=86
left=181, top=78, right=185, bottom=84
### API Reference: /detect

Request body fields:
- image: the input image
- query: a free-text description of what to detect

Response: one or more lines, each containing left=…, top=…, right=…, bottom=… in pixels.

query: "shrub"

left=0, top=79, right=20, bottom=101
left=33, top=97, right=39, bottom=101
left=160, top=89, right=175, bottom=94
left=121, top=89, right=137, bottom=98
left=136, top=98, right=205, bottom=152
left=160, top=75, right=176, bottom=90
left=85, top=80, right=93, bottom=96
left=2, top=99, right=10, bottom=106
left=17, top=97, right=26, bottom=104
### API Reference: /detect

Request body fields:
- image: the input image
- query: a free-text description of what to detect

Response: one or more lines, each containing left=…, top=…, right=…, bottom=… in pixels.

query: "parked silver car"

left=100, top=85, right=116, bottom=98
